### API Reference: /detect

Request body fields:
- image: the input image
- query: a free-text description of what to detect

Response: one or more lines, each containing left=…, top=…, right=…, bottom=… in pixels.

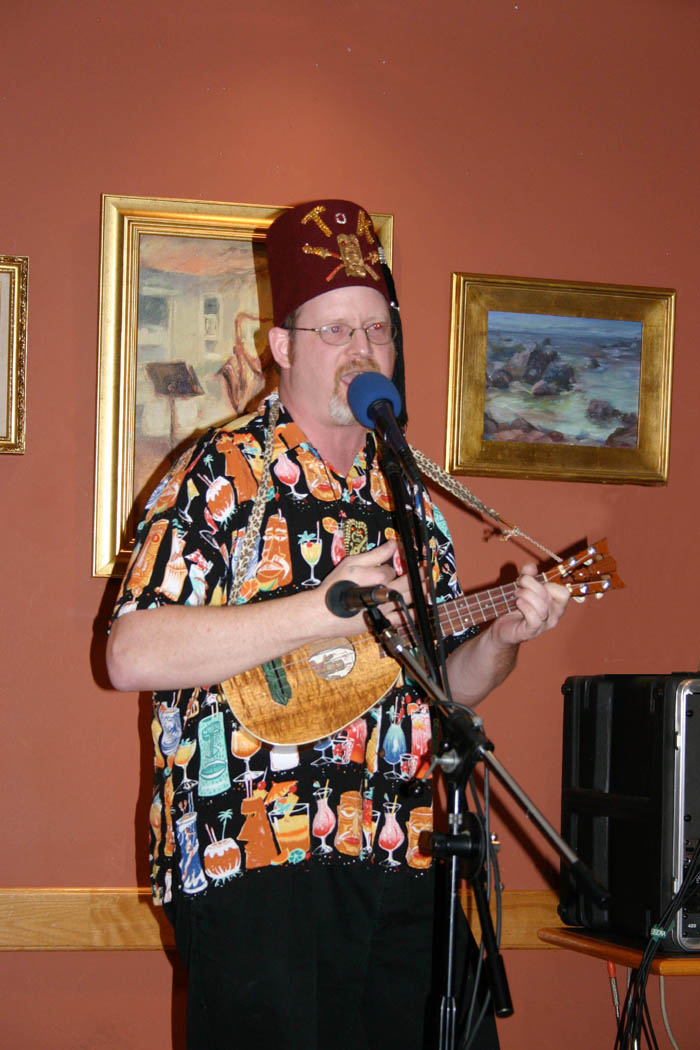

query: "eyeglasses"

left=286, top=321, right=397, bottom=347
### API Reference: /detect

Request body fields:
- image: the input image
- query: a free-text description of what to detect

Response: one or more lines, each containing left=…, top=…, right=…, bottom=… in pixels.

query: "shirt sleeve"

left=111, top=432, right=234, bottom=621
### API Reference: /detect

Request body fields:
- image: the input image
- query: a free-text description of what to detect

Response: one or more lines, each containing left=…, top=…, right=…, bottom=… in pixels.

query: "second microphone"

left=325, top=580, right=402, bottom=618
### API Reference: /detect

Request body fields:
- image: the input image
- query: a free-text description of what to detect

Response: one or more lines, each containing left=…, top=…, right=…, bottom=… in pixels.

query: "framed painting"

left=93, top=194, right=394, bottom=577
left=445, top=273, right=675, bottom=485
left=0, top=255, right=28, bottom=455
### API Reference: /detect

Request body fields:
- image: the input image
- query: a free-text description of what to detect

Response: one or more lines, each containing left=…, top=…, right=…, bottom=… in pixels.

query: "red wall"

left=2, top=1, right=698, bottom=1046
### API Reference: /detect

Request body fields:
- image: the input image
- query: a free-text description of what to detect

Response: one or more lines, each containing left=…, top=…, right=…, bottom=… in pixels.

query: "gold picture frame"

left=446, top=273, right=675, bottom=485
left=93, top=194, right=394, bottom=577
left=0, top=255, right=28, bottom=455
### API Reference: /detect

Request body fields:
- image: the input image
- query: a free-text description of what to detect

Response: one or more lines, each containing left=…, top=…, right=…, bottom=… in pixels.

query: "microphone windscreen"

left=325, top=580, right=358, bottom=618
left=347, top=373, right=402, bottom=428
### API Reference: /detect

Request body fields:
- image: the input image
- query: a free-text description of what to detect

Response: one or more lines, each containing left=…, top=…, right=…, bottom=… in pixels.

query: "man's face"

left=278, top=285, right=396, bottom=429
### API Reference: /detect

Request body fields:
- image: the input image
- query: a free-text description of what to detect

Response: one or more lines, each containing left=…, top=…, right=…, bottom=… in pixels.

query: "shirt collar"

left=267, top=393, right=379, bottom=477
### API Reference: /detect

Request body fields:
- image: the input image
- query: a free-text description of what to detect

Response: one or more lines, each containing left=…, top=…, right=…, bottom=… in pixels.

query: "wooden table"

left=538, top=927, right=700, bottom=976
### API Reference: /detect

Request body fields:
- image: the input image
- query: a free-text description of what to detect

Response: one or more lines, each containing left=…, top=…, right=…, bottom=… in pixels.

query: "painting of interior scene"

left=134, top=232, right=275, bottom=517
left=484, top=311, right=642, bottom=448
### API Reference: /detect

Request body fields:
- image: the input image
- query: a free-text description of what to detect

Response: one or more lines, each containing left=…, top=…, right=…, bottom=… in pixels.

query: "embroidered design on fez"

left=301, top=205, right=332, bottom=238
left=300, top=205, right=380, bottom=285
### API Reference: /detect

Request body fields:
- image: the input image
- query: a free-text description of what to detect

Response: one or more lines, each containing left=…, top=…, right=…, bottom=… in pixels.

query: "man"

left=107, top=199, right=569, bottom=1050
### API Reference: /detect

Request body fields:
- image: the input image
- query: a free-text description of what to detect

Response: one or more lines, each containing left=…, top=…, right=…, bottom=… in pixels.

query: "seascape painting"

left=484, top=311, right=642, bottom=448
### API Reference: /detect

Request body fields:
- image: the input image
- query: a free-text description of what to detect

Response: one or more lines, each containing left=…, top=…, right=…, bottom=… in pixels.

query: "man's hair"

left=281, top=309, right=298, bottom=362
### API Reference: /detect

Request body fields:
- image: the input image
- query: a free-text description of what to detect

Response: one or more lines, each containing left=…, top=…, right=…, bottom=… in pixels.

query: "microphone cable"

left=614, top=841, right=700, bottom=1049
left=460, top=767, right=504, bottom=1050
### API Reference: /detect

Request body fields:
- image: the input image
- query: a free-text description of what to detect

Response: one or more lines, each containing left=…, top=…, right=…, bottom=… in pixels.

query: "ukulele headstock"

left=545, top=538, right=625, bottom=602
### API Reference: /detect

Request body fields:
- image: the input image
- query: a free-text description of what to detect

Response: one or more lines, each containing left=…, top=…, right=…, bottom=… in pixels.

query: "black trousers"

left=170, top=864, right=499, bottom=1050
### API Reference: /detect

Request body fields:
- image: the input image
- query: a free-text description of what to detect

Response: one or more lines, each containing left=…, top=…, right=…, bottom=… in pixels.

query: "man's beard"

left=329, top=392, right=356, bottom=426
left=329, top=361, right=381, bottom=426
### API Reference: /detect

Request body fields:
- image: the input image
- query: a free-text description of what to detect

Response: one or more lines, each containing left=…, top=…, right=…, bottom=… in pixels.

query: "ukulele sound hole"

left=307, top=638, right=357, bottom=681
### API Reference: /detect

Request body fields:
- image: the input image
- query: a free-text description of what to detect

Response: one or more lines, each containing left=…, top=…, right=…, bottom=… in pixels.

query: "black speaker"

left=559, top=673, right=700, bottom=952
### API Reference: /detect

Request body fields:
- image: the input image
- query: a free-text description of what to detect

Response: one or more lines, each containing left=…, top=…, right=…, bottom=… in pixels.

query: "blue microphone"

left=347, top=373, right=421, bottom=483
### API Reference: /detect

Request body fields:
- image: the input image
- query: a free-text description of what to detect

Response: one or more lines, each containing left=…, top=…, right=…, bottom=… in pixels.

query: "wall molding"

left=0, top=887, right=563, bottom=952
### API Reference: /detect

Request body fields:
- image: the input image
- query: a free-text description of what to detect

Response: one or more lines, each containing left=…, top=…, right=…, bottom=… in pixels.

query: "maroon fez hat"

left=266, top=199, right=392, bottom=327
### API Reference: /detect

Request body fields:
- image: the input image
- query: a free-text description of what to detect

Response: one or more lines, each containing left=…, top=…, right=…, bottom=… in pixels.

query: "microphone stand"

left=379, top=443, right=441, bottom=681
left=377, top=439, right=491, bottom=1046
left=364, top=606, right=611, bottom=1050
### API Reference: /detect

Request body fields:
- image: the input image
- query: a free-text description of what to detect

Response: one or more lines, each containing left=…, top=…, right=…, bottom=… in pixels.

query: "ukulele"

left=218, top=539, right=623, bottom=746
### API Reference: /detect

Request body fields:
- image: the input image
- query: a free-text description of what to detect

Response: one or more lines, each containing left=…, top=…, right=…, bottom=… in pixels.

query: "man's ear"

left=268, top=326, right=292, bottom=370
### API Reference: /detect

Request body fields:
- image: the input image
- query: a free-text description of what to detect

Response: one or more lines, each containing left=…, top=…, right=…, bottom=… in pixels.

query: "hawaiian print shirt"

left=112, top=394, right=475, bottom=905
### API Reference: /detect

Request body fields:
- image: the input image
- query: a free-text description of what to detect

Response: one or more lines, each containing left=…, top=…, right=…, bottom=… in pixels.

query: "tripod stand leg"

left=470, top=864, right=513, bottom=1019
left=436, top=852, right=461, bottom=1050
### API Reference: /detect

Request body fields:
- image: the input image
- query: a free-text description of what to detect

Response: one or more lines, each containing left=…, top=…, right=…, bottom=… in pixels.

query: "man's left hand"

left=489, top=563, right=570, bottom=647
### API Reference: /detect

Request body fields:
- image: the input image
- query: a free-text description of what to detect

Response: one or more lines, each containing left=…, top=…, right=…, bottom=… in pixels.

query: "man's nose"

left=349, top=327, right=372, bottom=353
